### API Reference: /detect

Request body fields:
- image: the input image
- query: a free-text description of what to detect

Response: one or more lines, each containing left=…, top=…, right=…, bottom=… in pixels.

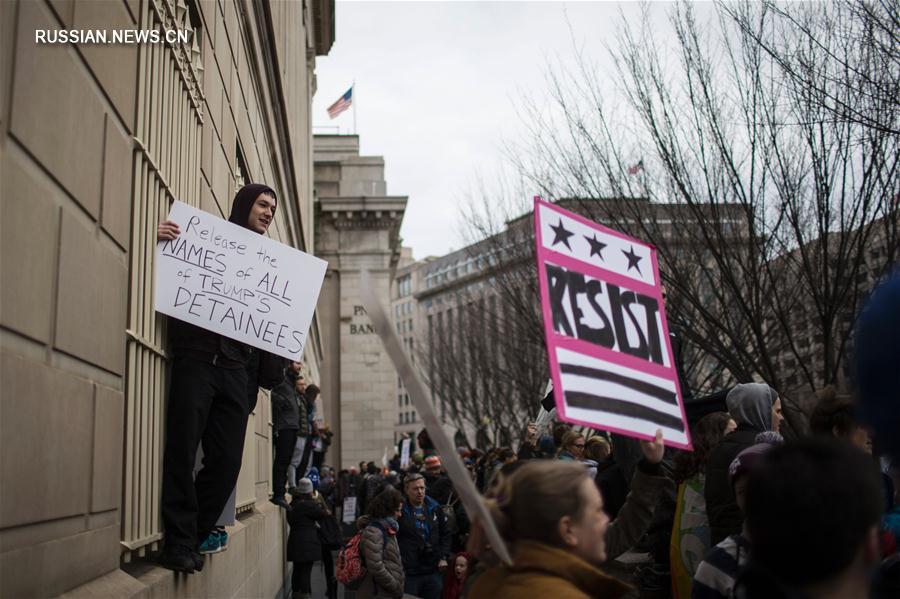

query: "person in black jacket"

left=287, top=478, right=328, bottom=599
left=705, top=382, right=783, bottom=545
left=271, top=362, right=303, bottom=508
left=398, top=473, right=451, bottom=599
left=157, top=184, right=282, bottom=572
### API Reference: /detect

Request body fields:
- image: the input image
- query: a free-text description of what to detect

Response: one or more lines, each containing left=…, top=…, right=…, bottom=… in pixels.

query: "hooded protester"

left=157, top=184, right=284, bottom=573
left=705, top=383, right=783, bottom=545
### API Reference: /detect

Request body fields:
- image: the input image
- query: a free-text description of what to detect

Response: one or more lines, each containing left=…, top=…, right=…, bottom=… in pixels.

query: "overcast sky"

left=311, top=1, right=681, bottom=260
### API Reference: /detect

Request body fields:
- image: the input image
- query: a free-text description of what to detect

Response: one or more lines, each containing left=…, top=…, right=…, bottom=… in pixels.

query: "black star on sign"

left=622, top=245, right=643, bottom=275
left=584, top=234, right=607, bottom=260
left=549, top=219, right=574, bottom=251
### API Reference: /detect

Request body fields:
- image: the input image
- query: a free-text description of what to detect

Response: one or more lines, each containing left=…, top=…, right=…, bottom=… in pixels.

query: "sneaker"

left=158, top=545, right=196, bottom=573
left=215, top=527, right=228, bottom=551
left=198, top=532, right=222, bottom=554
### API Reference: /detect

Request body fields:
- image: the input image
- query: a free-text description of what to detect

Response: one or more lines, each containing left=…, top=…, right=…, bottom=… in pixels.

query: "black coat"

left=287, top=498, right=328, bottom=562
left=271, top=375, right=301, bottom=431
left=595, top=459, right=629, bottom=520
left=705, top=426, right=759, bottom=545
left=397, top=497, right=451, bottom=576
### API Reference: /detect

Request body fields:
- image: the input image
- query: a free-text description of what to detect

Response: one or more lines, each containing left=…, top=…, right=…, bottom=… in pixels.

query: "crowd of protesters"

left=277, top=374, right=898, bottom=599
left=156, top=190, right=898, bottom=599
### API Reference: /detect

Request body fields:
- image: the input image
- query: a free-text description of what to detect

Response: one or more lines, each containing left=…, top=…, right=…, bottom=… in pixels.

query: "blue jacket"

left=397, top=496, right=451, bottom=576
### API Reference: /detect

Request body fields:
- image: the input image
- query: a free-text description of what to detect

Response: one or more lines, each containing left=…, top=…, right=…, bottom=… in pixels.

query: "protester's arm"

left=157, top=220, right=180, bottom=241
left=362, top=526, right=402, bottom=595
left=604, top=430, right=672, bottom=560
left=517, top=423, right=540, bottom=459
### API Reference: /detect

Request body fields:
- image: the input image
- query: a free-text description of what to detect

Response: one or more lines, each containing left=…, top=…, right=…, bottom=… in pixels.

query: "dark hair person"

left=809, top=386, right=872, bottom=453
left=735, top=439, right=883, bottom=599
left=357, top=487, right=405, bottom=599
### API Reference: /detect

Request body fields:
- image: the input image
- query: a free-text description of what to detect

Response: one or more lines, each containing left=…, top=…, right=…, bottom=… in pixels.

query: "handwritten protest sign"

left=342, top=496, right=357, bottom=524
left=534, top=197, right=692, bottom=449
left=155, top=201, right=327, bottom=361
left=400, top=438, right=411, bottom=470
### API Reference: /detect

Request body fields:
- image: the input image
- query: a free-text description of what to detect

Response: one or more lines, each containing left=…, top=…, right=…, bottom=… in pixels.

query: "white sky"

left=311, top=1, right=684, bottom=260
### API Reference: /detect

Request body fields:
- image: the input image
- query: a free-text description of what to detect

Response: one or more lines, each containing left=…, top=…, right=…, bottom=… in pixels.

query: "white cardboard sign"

left=155, top=201, right=327, bottom=360
left=400, top=438, right=411, bottom=470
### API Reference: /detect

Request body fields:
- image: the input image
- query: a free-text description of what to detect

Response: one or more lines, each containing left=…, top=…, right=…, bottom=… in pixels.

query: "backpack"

left=336, top=522, right=387, bottom=590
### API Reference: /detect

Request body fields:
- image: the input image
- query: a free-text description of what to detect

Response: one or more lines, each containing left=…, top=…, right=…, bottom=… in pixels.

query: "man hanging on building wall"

left=156, top=183, right=284, bottom=573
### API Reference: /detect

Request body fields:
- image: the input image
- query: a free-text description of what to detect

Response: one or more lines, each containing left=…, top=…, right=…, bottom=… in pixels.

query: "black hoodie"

left=227, top=183, right=276, bottom=229
left=168, top=184, right=277, bottom=368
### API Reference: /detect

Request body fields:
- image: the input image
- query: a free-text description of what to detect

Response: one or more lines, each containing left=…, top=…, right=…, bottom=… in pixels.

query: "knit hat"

left=729, top=443, right=774, bottom=486
left=295, top=477, right=313, bottom=495
left=228, top=183, right=276, bottom=230
left=424, top=455, right=442, bottom=471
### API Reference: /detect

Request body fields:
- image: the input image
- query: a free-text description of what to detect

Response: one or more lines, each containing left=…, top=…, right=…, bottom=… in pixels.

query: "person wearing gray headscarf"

left=704, top=383, right=783, bottom=545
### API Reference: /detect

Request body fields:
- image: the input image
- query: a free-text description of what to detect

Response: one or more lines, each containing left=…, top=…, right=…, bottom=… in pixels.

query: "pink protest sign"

left=534, top=197, right=692, bottom=449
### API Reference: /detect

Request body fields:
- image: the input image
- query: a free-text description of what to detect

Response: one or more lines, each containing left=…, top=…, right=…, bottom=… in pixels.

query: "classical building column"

left=314, top=135, right=407, bottom=468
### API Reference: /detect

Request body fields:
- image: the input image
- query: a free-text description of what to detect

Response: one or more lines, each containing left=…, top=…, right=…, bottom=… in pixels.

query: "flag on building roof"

left=627, top=160, right=645, bottom=175
left=327, top=87, right=353, bottom=119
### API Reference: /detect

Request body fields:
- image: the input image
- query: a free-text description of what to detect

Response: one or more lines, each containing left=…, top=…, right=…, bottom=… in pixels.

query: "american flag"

left=327, top=87, right=353, bottom=119
left=627, top=160, right=644, bottom=175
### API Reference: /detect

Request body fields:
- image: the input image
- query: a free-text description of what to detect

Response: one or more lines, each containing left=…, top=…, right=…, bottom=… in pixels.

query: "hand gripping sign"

left=155, top=201, right=327, bottom=361
left=534, top=197, right=692, bottom=449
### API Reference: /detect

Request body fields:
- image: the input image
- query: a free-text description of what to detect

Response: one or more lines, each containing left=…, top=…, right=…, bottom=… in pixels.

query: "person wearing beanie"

left=692, top=443, right=774, bottom=599
left=156, top=184, right=284, bottom=573
left=705, top=383, right=783, bottom=545
left=287, top=478, right=329, bottom=599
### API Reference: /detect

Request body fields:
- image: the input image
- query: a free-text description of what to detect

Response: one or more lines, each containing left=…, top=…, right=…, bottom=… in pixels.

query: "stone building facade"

left=313, top=134, right=407, bottom=469
left=0, top=0, right=334, bottom=597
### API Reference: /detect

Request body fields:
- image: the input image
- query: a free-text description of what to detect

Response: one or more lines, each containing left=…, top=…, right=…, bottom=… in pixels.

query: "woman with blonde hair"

left=557, top=430, right=586, bottom=461
left=470, top=430, right=666, bottom=598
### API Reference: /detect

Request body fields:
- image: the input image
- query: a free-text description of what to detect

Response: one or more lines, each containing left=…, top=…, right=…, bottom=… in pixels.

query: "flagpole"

left=352, top=79, right=357, bottom=135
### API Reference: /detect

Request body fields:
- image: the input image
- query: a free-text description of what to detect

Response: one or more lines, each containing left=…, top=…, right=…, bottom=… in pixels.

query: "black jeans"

left=273, top=428, right=298, bottom=498
left=322, top=546, right=335, bottom=595
left=161, top=357, right=249, bottom=548
left=312, top=449, right=326, bottom=471
left=292, top=561, right=313, bottom=593
left=298, top=435, right=314, bottom=476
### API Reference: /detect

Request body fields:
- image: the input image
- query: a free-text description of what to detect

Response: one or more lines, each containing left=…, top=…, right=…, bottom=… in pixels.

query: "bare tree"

left=446, top=0, right=897, bottom=435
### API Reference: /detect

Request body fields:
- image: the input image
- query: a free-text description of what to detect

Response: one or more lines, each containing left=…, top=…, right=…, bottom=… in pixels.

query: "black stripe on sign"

left=560, top=364, right=678, bottom=405
left=565, top=391, right=686, bottom=432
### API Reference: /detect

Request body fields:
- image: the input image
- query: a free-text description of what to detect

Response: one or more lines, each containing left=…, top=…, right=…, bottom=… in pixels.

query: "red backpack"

left=335, top=522, right=387, bottom=590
